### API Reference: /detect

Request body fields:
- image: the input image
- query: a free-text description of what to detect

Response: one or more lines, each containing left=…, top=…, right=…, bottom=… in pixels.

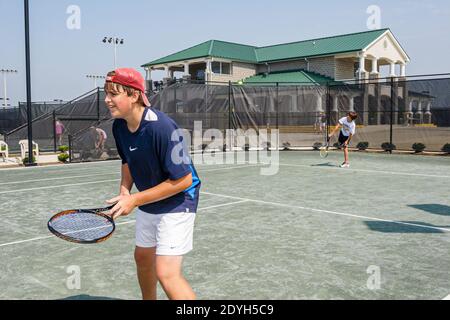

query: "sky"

left=0, top=0, right=449, bottom=106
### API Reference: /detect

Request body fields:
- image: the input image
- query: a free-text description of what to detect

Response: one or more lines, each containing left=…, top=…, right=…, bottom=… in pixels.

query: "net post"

left=174, top=82, right=177, bottom=112
left=24, top=0, right=35, bottom=167
left=52, top=110, right=57, bottom=152
left=96, top=87, right=100, bottom=121
left=326, top=82, right=330, bottom=140
left=228, top=80, right=232, bottom=130
left=276, top=82, right=279, bottom=130
left=68, top=134, right=72, bottom=163
left=390, top=76, right=394, bottom=154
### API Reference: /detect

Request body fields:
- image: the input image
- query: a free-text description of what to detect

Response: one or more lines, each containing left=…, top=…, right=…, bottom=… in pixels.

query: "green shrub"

left=22, top=156, right=36, bottom=165
left=58, top=153, right=70, bottom=163
left=441, top=143, right=450, bottom=154
left=282, top=142, right=291, bottom=151
left=356, top=142, right=369, bottom=150
left=312, top=142, right=322, bottom=150
left=381, top=142, right=396, bottom=152
left=108, top=149, right=119, bottom=157
left=412, top=142, right=426, bottom=153
left=58, top=145, right=69, bottom=152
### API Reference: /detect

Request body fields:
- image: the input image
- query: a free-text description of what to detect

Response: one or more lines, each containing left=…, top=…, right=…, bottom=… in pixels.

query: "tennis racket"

left=319, top=136, right=330, bottom=158
left=48, top=204, right=115, bottom=244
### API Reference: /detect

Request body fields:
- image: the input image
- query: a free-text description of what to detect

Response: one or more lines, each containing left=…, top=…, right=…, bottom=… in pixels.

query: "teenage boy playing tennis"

left=328, top=111, right=357, bottom=168
left=103, top=68, right=201, bottom=300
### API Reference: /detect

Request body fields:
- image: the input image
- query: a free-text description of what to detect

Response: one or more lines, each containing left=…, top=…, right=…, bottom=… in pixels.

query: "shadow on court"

left=363, top=220, right=449, bottom=234
left=60, top=294, right=122, bottom=300
left=408, top=204, right=450, bottom=217
left=310, top=162, right=338, bottom=167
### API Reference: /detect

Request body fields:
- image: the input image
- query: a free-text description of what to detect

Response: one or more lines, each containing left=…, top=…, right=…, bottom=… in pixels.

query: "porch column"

left=330, top=95, right=339, bottom=124
left=416, top=100, right=423, bottom=124
left=358, top=54, right=367, bottom=79
left=164, top=65, right=170, bottom=78
left=205, top=60, right=212, bottom=82
left=405, top=100, right=414, bottom=126
left=316, top=94, right=323, bottom=112
left=370, top=58, right=379, bottom=79
left=389, top=62, right=396, bottom=77
left=424, top=101, right=432, bottom=124
left=144, top=67, right=152, bottom=91
left=348, top=95, right=355, bottom=112
left=400, top=63, right=406, bottom=77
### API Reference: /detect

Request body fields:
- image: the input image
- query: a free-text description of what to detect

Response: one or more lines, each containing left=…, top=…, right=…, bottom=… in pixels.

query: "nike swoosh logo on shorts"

left=129, top=147, right=138, bottom=151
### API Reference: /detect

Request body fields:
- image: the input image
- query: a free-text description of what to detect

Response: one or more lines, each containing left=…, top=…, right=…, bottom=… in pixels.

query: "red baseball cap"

left=105, top=68, right=150, bottom=106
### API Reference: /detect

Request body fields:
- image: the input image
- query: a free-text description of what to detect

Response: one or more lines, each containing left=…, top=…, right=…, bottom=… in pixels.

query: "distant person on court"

left=319, top=112, right=327, bottom=134
left=328, top=111, right=357, bottom=168
left=90, top=126, right=107, bottom=152
left=55, top=118, right=65, bottom=146
left=103, top=68, right=201, bottom=300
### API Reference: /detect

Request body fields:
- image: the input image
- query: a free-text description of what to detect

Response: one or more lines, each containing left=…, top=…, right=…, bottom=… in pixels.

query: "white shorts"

left=135, top=208, right=196, bottom=256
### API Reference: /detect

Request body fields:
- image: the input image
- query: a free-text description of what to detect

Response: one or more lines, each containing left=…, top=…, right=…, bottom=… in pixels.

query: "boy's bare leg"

left=135, top=246, right=158, bottom=300
left=156, top=255, right=196, bottom=300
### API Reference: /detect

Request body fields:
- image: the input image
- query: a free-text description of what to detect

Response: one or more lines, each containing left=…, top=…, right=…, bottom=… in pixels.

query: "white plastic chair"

left=0, top=141, right=8, bottom=162
left=19, top=139, right=39, bottom=161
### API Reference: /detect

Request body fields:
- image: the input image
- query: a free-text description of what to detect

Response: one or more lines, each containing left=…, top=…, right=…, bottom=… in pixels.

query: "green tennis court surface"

left=1, top=151, right=449, bottom=300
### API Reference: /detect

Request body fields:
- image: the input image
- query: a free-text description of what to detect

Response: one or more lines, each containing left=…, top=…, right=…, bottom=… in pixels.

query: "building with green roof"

left=142, top=28, right=410, bottom=85
left=141, top=29, right=437, bottom=127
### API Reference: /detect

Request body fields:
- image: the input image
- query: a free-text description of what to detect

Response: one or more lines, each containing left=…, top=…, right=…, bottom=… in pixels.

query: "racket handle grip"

left=86, top=204, right=116, bottom=213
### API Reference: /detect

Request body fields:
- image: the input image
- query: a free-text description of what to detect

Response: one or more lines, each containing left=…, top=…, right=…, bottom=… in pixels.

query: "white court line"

left=443, top=294, right=450, bottom=300
left=202, top=191, right=450, bottom=233
left=275, top=162, right=450, bottom=179
left=0, top=164, right=261, bottom=194
left=0, top=200, right=248, bottom=248
left=199, top=164, right=262, bottom=172
left=0, top=220, right=134, bottom=248
left=0, top=172, right=121, bottom=186
left=0, top=179, right=121, bottom=195
left=0, top=159, right=121, bottom=171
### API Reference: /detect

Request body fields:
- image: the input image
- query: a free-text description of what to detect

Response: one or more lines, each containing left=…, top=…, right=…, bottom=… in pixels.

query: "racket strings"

left=50, top=211, right=113, bottom=241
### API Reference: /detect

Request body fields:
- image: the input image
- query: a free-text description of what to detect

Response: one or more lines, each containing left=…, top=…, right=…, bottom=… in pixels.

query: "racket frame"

left=47, top=205, right=115, bottom=244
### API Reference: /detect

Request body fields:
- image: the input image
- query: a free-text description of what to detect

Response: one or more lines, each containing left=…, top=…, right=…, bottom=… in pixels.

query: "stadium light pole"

left=102, top=37, right=124, bottom=69
left=0, top=69, right=18, bottom=108
left=24, top=0, right=36, bottom=166
left=86, top=75, right=105, bottom=89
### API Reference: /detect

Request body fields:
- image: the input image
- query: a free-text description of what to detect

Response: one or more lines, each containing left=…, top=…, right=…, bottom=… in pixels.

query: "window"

left=212, top=62, right=221, bottom=74
left=211, top=61, right=231, bottom=75
left=221, top=62, right=231, bottom=75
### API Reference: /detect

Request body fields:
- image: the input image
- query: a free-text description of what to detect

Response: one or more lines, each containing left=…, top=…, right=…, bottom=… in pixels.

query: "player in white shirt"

left=328, top=112, right=358, bottom=168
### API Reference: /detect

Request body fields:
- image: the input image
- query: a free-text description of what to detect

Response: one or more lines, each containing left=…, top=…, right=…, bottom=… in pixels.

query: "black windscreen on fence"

left=0, top=101, right=66, bottom=135
left=71, top=77, right=450, bottom=162
left=4, top=89, right=109, bottom=153
left=6, top=76, right=449, bottom=162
